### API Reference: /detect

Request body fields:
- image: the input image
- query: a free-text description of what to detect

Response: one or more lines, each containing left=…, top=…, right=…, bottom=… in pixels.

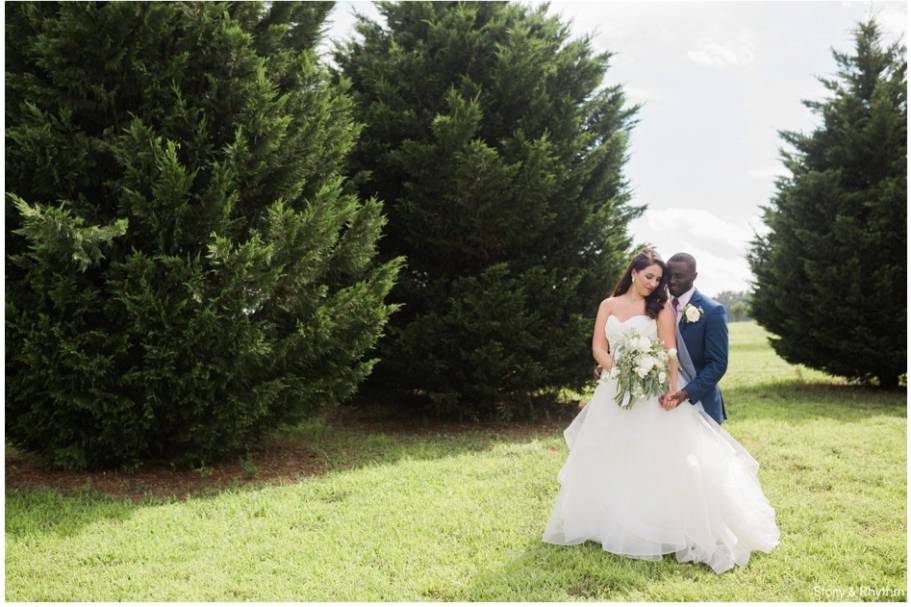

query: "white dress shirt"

left=673, top=285, right=696, bottom=324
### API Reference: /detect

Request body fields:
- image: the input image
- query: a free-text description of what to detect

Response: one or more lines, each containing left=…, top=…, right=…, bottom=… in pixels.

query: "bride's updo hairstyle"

left=610, top=247, right=669, bottom=319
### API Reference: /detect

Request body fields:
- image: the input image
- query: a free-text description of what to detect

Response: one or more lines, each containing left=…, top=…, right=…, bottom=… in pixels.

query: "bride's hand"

left=659, top=393, right=676, bottom=410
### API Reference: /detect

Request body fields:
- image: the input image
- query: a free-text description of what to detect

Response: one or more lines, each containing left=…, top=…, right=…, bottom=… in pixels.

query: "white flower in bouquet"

left=608, top=328, right=677, bottom=409
left=635, top=355, right=655, bottom=378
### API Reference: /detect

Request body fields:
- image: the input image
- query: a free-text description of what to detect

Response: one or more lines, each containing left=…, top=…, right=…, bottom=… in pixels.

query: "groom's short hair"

left=668, top=253, right=697, bottom=272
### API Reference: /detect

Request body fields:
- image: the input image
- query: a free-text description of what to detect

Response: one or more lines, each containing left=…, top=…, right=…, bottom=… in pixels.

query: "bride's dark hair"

left=610, top=247, right=669, bottom=319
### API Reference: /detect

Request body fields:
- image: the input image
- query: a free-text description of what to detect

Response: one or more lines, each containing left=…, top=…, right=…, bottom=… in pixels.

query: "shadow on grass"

left=8, top=378, right=903, bottom=541
left=262, top=404, right=582, bottom=480
left=5, top=405, right=585, bottom=539
left=5, top=486, right=144, bottom=541
left=723, top=380, right=906, bottom=424
left=458, top=535, right=735, bottom=601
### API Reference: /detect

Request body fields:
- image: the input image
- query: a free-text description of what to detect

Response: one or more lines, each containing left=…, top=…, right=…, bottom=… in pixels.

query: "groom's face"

left=667, top=261, right=696, bottom=297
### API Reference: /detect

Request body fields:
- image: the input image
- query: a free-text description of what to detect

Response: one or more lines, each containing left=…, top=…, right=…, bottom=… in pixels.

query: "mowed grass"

left=5, top=322, right=906, bottom=601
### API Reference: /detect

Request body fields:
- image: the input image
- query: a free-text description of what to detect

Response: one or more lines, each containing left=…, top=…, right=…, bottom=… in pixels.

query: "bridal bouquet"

left=601, top=329, right=678, bottom=409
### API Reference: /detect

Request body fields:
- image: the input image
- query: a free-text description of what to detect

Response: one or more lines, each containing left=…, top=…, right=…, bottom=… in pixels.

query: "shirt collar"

left=675, top=285, right=696, bottom=310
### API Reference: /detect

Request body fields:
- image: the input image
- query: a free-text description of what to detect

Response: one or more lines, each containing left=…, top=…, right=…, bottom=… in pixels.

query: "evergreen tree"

left=6, top=1, right=402, bottom=470
left=335, top=1, right=642, bottom=419
left=748, top=19, right=906, bottom=388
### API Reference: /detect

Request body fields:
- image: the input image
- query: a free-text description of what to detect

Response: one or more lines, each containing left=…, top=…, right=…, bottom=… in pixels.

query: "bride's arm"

left=592, top=298, right=614, bottom=370
left=657, top=301, right=678, bottom=392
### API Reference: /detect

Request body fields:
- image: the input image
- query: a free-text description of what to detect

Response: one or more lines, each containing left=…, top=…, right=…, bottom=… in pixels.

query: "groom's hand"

left=669, top=389, right=688, bottom=408
left=660, top=390, right=688, bottom=410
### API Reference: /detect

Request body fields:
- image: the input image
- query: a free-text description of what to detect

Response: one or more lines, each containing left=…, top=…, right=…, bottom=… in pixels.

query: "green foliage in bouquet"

left=6, top=1, right=402, bottom=470
left=603, top=330, right=676, bottom=409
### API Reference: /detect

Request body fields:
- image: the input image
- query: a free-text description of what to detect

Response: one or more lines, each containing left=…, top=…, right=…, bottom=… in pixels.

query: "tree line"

left=5, top=1, right=905, bottom=469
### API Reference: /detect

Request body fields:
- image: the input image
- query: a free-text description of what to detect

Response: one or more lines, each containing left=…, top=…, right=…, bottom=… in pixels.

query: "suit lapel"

left=678, top=288, right=701, bottom=343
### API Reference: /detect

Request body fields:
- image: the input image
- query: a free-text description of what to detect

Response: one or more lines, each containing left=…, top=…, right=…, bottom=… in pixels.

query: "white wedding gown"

left=542, top=314, right=780, bottom=574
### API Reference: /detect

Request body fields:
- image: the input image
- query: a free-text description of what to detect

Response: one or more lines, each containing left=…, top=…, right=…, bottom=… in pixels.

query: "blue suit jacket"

left=679, top=289, right=728, bottom=424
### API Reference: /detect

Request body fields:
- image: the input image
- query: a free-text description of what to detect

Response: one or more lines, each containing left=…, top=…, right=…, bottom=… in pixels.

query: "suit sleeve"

left=683, top=304, right=729, bottom=404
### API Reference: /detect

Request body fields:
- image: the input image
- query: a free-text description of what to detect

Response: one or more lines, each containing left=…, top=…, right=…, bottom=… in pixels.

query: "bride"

left=542, top=248, right=780, bottom=574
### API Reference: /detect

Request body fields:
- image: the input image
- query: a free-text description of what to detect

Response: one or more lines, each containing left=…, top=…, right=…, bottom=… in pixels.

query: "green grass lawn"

left=5, top=321, right=906, bottom=601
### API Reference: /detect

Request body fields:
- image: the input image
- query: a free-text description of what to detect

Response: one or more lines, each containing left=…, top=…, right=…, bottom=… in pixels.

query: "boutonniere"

left=681, top=303, right=704, bottom=324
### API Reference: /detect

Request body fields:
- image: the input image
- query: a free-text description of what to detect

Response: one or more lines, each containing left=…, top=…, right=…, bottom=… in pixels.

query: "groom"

left=660, top=253, right=729, bottom=425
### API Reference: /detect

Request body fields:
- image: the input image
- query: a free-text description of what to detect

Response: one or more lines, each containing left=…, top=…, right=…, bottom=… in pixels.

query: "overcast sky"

left=321, top=0, right=907, bottom=297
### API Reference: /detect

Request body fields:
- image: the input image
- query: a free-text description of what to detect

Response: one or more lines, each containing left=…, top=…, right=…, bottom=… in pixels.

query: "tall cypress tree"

left=335, top=1, right=641, bottom=420
left=6, top=1, right=402, bottom=470
left=748, top=19, right=906, bottom=388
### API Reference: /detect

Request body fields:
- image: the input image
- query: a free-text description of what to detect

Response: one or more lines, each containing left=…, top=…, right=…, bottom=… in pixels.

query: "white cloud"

left=747, top=213, right=771, bottom=240
left=624, top=85, right=660, bottom=102
left=748, top=166, right=789, bottom=179
left=542, top=0, right=690, bottom=46
left=320, top=1, right=385, bottom=63
left=687, top=32, right=755, bottom=68
left=628, top=208, right=759, bottom=295
left=638, top=208, right=754, bottom=254
left=804, top=84, right=834, bottom=102
left=870, top=3, right=907, bottom=43
left=838, top=1, right=906, bottom=44
left=677, top=243, right=754, bottom=297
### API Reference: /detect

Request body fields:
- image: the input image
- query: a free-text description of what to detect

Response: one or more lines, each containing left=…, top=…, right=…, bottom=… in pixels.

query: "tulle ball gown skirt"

left=542, top=375, right=780, bottom=575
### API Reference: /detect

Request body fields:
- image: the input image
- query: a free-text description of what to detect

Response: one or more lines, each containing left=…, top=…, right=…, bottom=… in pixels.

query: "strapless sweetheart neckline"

left=607, top=313, right=649, bottom=324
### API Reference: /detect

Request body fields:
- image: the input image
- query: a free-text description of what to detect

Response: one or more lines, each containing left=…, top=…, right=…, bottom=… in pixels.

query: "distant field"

left=5, top=321, right=906, bottom=601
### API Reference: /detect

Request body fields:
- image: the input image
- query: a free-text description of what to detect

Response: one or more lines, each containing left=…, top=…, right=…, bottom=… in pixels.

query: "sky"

left=320, top=0, right=907, bottom=297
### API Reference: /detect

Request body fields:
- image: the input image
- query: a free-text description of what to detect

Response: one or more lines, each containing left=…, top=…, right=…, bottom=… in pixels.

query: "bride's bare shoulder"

left=598, top=297, right=615, bottom=312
